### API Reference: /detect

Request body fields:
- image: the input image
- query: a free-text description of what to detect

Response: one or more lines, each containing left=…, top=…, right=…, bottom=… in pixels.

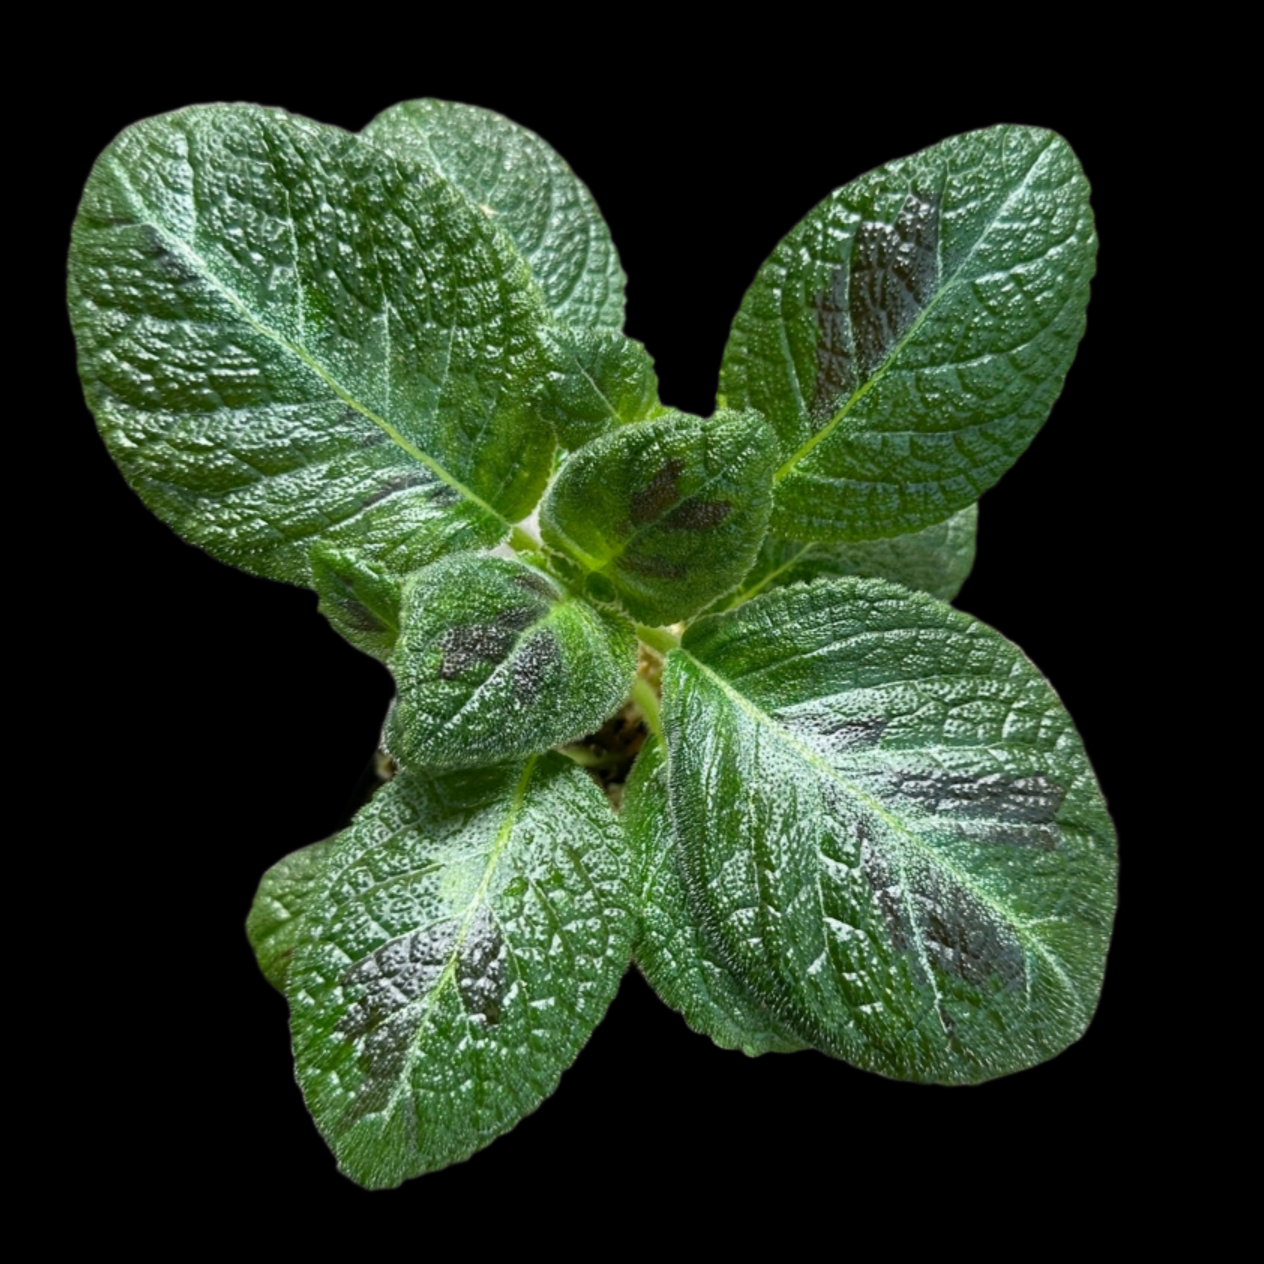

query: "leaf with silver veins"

left=287, top=754, right=637, bottom=1187
left=662, top=578, right=1117, bottom=1083
left=69, top=104, right=556, bottom=586
left=720, top=126, right=1095, bottom=543
left=384, top=553, right=637, bottom=769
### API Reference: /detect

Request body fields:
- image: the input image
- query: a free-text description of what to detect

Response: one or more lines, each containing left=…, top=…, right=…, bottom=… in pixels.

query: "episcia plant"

left=69, top=100, right=1115, bottom=1188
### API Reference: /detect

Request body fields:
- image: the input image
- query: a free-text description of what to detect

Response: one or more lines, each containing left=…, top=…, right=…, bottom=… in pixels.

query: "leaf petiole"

left=629, top=674, right=663, bottom=742
left=634, top=624, right=680, bottom=656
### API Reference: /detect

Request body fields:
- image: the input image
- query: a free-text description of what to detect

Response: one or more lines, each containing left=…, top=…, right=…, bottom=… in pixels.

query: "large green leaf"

left=363, top=99, right=625, bottom=330
left=365, top=100, right=657, bottom=454
left=628, top=740, right=807, bottom=1056
left=713, top=504, right=977, bottom=612
left=662, top=579, right=1116, bottom=1084
left=720, top=126, right=1095, bottom=543
left=288, top=754, right=636, bottom=1188
left=247, top=835, right=337, bottom=992
left=383, top=553, right=637, bottom=769
left=540, top=409, right=777, bottom=626
left=69, top=104, right=555, bottom=586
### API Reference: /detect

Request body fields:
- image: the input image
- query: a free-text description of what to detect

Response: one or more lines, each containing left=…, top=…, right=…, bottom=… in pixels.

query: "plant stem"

left=635, top=624, right=680, bottom=656
left=630, top=675, right=663, bottom=741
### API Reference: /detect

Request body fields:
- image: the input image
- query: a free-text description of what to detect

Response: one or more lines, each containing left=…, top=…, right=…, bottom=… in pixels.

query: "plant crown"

left=68, top=100, right=1115, bottom=1189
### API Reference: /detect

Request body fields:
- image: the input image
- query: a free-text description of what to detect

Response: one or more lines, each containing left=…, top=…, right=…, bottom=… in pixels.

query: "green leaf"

left=719, top=126, right=1095, bottom=543
left=538, top=326, right=661, bottom=450
left=361, top=103, right=648, bottom=454
left=539, top=409, right=778, bottom=625
left=69, top=104, right=556, bottom=587
left=714, top=504, right=977, bottom=611
left=288, top=754, right=636, bottom=1187
left=310, top=545, right=402, bottom=661
left=247, top=835, right=337, bottom=992
left=363, top=99, right=625, bottom=329
left=383, top=553, right=637, bottom=769
left=661, top=579, right=1116, bottom=1084
left=628, top=740, right=808, bottom=1056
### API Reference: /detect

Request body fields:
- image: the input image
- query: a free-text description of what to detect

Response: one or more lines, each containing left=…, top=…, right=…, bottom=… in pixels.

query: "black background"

left=51, top=59, right=1155, bottom=1214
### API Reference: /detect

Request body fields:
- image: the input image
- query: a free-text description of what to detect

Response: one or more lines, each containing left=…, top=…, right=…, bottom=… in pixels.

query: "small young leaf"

left=69, top=105, right=556, bottom=587
left=383, top=553, right=637, bottom=768
left=714, top=504, right=977, bottom=611
left=720, top=126, right=1095, bottom=543
left=309, top=545, right=402, bottom=661
left=662, top=579, right=1117, bottom=1084
left=288, top=754, right=637, bottom=1188
left=247, top=835, right=337, bottom=992
left=539, top=408, right=777, bottom=625
left=363, top=99, right=626, bottom=330
left=538, top=326, right=662, bottom=450
left=628, top=740, right=808, bottom=1056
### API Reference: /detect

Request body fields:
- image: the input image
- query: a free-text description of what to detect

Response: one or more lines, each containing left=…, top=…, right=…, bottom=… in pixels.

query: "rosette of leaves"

left=69, top=101, right=1114, bottom=1188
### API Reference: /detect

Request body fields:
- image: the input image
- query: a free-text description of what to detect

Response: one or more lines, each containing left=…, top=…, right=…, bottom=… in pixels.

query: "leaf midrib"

left=381, top=756, right=539, bottom=1120
left=104, top=151, right=512, bottom=532
left=772, top=133, right=1058, bottom=486
left=721, top=542, right=815, bottom=610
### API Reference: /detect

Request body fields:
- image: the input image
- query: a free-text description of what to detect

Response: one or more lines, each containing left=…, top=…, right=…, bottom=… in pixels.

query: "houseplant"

left=69, top=96, right=1117, bottom=1183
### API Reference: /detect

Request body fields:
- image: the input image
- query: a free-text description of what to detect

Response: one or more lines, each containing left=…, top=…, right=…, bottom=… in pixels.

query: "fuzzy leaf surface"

left=69, top=105, right=554, bottom=586
left=364, top=99, right=625, bottom=329
left=288, top=754, right=637, bottom=1187
left=540, top=409, right=777, bottom=625
left=720, top=126, right=1095, bottom=542
left=715, top=505, right=977, bottom=612
left=247, top=835, right=337, bottom=992
left=629, top=740, right=807, bottom=1056
left=310, top=545, right=402, bottom=661
left=384, top=554, right=637, bottom=768
left=538, top=326, right=661, bottom=450
left=662, top=579, right=1116, bottom=1083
